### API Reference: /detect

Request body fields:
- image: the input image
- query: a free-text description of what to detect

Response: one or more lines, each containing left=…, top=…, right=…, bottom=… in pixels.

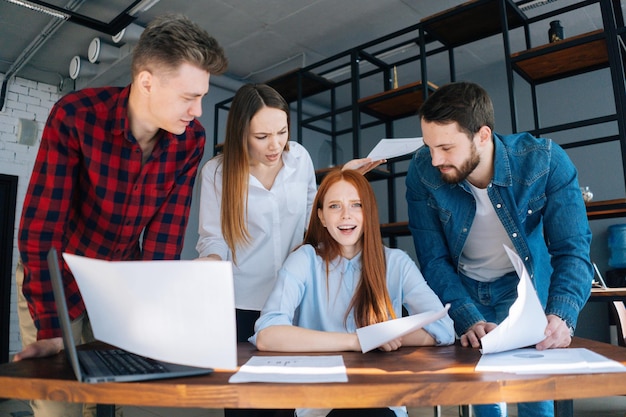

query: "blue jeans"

left=472, top=401, right=554, bottom=417
left=461, top=272, right=554, bottom=417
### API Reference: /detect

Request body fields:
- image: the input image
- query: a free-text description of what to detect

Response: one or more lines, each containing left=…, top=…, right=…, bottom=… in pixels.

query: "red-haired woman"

left=251, top=169, right=454, bottom=417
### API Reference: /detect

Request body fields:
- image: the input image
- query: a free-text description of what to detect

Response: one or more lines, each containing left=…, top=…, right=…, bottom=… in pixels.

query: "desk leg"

left=554, top=399, right=573, bottom=417
left=96, top=404, right=115, bottom=417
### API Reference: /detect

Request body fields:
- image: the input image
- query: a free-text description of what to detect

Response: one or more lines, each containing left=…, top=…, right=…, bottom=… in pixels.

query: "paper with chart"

left=366, top=137, right=424, bottom=161
left=356, top=304, right=450, bottom=353
left=229, top=355, right=348, bottom=383
left=63, top=253, right=238, bottom=370
left=479, top=245, right=548, bottom=354
left=476, top=347, right=626, bottom=374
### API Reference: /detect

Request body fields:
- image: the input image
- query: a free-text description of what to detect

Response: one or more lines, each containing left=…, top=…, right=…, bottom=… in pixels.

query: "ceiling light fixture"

left=2, top=0, right=159, bottom=35
left=517, top=0, right=558, bottom=12
left=4, top=0, right=69, bottom=19
left=128, top=0, right=160, bottom=16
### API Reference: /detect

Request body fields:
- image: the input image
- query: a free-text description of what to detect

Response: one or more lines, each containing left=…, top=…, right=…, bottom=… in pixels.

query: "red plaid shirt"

left=18, top=85, right=205, bottom=340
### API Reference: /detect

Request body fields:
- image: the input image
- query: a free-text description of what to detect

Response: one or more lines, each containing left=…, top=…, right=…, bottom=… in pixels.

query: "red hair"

left=304, top=169, right=395, bottom=327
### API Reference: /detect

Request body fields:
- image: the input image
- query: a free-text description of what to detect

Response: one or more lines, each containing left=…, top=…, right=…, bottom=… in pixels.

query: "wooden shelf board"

left=379, top=199, right=626, bottom=238
left=586, top=198, right=626, bottom=220
left=380, top=221, right=410, bottom=238
left=358, top=81, right=438, bottom=120
left=265, top=68, right=335, bottom=103
left=420, top=0, right=526, bottom=47
left=511, top=30, right=608, bottom=82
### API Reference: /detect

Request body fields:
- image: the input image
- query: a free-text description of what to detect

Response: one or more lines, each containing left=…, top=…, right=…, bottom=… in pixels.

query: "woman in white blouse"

left=251, top=169, right=454, bottom=417
left=196, top=84, right=381, bottom=343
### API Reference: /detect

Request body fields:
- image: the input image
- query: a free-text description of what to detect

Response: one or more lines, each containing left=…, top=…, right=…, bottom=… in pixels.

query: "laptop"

left=48, top=247, right=215, bottom=383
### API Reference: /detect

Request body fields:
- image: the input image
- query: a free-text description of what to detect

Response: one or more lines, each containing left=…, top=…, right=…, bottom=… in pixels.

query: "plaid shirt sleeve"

left=18, top=95, right=82, bottom=340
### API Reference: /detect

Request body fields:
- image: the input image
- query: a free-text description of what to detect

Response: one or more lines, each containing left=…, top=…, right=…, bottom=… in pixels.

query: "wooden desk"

left=0, top=338, right=624, bottom=414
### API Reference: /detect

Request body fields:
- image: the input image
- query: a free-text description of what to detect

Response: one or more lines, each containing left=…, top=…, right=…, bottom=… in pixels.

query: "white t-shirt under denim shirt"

left=196, top=141, right=317, bottom=310
left=459, top=183, right=516, bottom=282
left=250, top=245, right=455, bottom=417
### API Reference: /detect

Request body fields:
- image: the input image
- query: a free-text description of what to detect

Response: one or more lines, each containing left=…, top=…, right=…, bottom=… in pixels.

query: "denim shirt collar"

left=491, top=133, right=512, bottom=188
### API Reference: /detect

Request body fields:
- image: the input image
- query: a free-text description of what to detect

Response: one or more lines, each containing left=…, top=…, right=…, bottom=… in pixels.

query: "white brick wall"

left=0, top=74, right=60, bottom=356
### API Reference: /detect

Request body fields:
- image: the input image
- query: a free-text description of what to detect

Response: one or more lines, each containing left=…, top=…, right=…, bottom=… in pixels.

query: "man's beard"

left=438, top=144, right=480, bottom=184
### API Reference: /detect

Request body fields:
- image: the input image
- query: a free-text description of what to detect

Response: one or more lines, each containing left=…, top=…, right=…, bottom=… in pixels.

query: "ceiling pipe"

left=112, top=23, right=144, bottom=45
left=0, top=0, right=157, bottom=110
left=88, top=37, right=121, bottom=64
left=69, top=56, right=100, bottom=80
left=0, top=0, right=86, bottom=111
left=2, top=0, right=140, bottom=35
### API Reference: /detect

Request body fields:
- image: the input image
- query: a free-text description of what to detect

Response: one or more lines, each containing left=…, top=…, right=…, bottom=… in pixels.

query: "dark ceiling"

left=0, top=0, right=615, bottom=96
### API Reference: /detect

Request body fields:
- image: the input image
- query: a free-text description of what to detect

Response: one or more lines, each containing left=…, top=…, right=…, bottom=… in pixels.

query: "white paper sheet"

left=228, top=355, right=348, bottom=383
left=356, top=304, right=450, bottom=353
left=479, top=245, right=548, bottom=354
left=63, top=253, right=238, bottom=370
left=476, top=347, right=626, bottom=374
left=366, top=137, right=424, bottom=161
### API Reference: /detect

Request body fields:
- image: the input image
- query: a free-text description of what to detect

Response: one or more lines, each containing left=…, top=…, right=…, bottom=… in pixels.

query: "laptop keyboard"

left=95, top=349, right=168, bottom=375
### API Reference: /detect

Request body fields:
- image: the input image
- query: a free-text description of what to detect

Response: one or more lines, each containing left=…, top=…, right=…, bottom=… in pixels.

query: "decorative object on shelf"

left=393, top=66, right=399, bottom=89
left=549, top=20, right=564, bottom=43
left=580, top=186, right=593, bottom=202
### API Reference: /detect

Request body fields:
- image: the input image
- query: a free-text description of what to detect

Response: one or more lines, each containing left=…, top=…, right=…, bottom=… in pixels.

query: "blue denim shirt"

left=406, top=132, right=592, bottom=335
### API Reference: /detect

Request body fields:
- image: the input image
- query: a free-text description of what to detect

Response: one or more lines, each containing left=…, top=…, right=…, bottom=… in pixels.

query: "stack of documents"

left=476, top=347, right=626, bottom=374
left=475, top=246, right=626, bottom=374
left=229, top=356, right=347, bottom=383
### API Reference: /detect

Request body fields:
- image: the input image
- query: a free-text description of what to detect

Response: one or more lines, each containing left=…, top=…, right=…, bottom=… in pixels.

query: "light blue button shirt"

left=251, top=244, right=454, bottom=345
left=250, top=244, right=454, bottom=417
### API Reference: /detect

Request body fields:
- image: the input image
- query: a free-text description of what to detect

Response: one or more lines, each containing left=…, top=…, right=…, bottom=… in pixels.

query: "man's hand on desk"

left=13, top=337, right=63, bottom=362
left=535, top=314, right=572, bottom=350
left=461, top=321, right=498, bottom=348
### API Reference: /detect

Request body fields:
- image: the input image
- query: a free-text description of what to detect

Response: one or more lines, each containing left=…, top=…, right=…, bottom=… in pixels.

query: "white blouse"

left=196, top=141, right=317, bottom=310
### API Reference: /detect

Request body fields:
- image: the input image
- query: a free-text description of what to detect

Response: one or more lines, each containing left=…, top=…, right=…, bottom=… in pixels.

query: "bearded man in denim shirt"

left=406, top=81, right=592, bottom=417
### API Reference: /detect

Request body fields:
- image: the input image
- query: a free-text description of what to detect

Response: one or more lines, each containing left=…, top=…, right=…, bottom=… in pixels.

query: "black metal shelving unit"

left=212, top=0, right=626, bottom=245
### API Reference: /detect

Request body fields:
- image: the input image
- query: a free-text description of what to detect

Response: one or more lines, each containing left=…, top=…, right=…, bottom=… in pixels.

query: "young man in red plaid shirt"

left=14, top=13, right=227, bottom=417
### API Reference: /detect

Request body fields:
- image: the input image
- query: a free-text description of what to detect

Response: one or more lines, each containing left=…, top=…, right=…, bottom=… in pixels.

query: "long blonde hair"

left=220, top=84, right=290, bottom=263
left=304, top=169, right=396, bottom=327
